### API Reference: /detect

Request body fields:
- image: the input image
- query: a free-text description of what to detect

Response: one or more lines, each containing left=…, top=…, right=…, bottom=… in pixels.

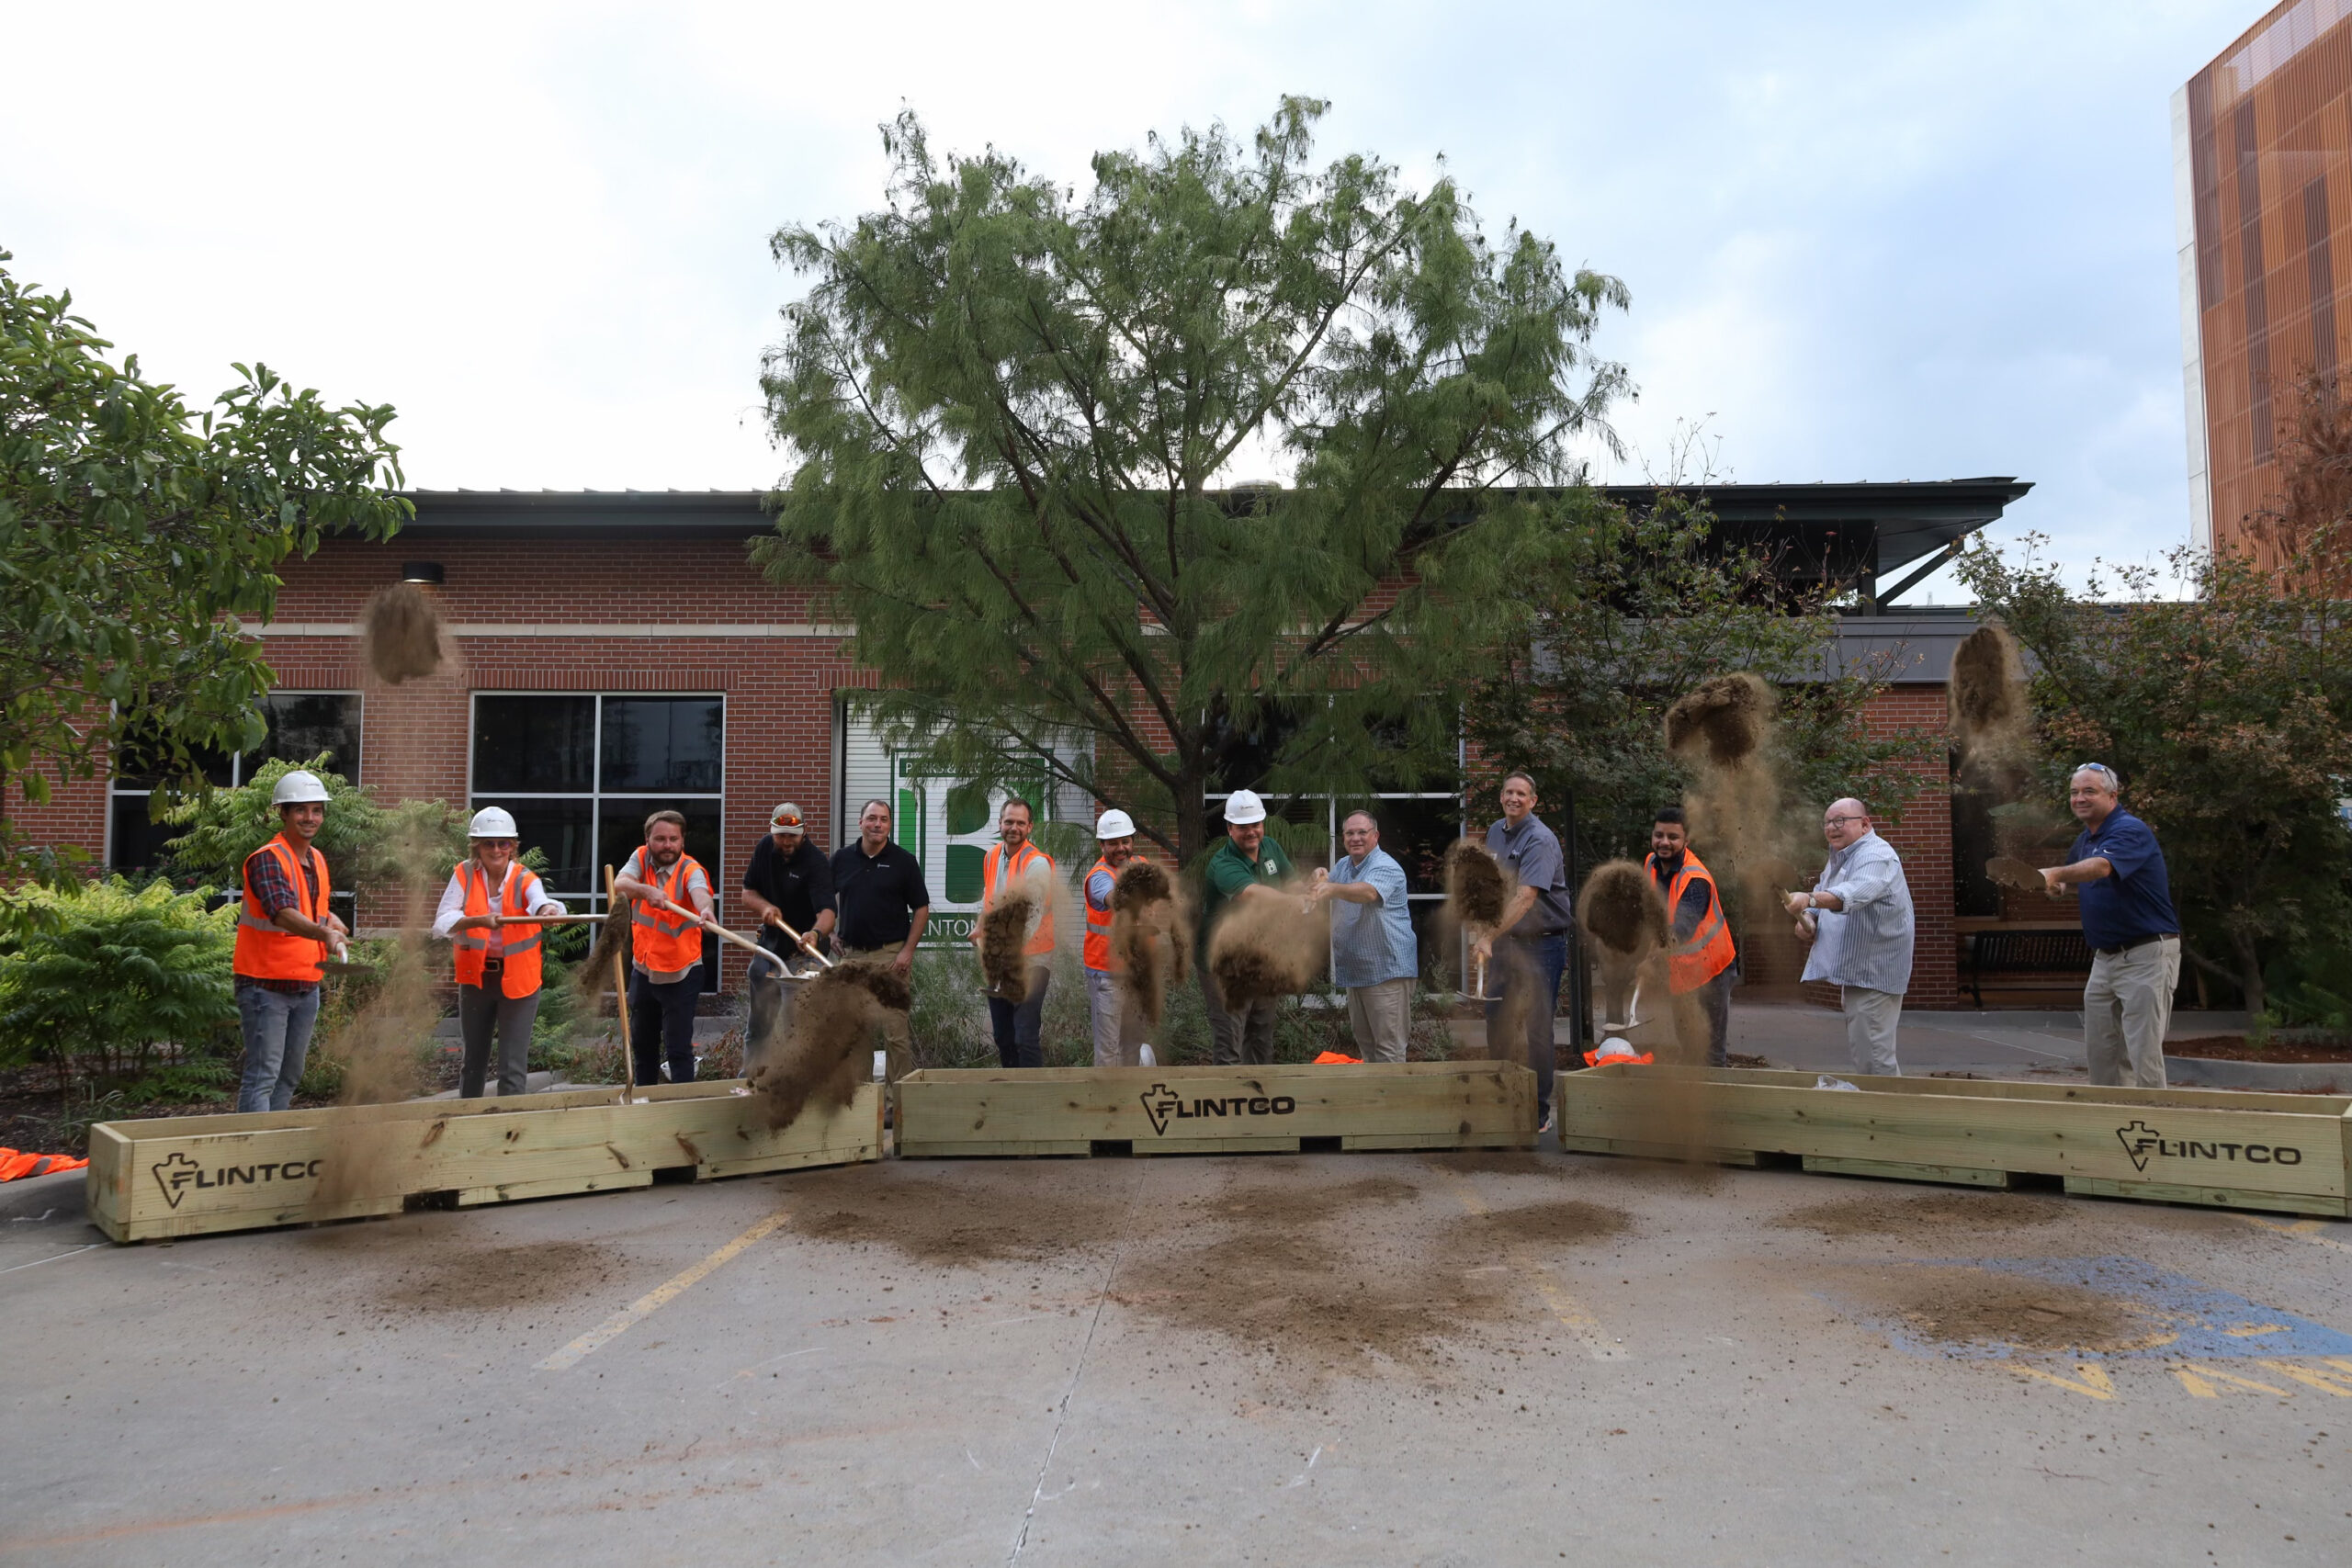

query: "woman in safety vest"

left=1645, top=806, right=1738, bottom=1066
left=434, top=807, right=568, bottom=1098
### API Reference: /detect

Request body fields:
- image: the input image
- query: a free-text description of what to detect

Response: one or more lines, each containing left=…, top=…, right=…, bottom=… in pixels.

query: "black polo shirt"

left=742, top=835, right=835, bottom=934
left=830, top=839, right=933, bottom=950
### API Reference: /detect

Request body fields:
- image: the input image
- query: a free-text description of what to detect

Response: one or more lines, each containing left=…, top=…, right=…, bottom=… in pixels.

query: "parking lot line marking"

left=2008, top=1363, right=2113, bottom=1400
left=2257, top=1359, right=2352, bottom=1396
left=2172, top=1363, right=2291, bottom=1398
left=0, top=1243, right=102, bottom=1275
left=1434, top=1170, right=1624, bottom=1360
left=538, top=1210, right=790, bottom=1371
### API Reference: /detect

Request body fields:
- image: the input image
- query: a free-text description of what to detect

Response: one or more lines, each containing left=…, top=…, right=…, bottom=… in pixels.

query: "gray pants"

left=1344, top=976, right=1412, bottom=1063
left=1203, top=969, right=1280, bottom=1066
left=458, top=983, right=540, bottom=1099
left=235, top=982, right=321, bottom=1113
left=2085, top=936, right=2179, bottom=1089
left=1840, top=986, right=1903, bottom=1077
left=1085, top=968, right=1148, bottom=1066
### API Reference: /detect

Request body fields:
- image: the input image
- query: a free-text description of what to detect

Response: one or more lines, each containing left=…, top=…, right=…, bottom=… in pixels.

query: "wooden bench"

left=1959, top=919, right=2091, bottom=1008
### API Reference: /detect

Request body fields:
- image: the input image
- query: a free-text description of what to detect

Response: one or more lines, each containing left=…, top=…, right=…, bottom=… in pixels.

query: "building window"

left=109, top=693, right=363, bottom=874
left=469, top=694, right=726, bottom=987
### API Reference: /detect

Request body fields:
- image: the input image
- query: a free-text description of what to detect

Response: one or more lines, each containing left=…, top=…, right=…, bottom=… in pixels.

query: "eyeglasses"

left=1823, top=815, right=1864, bottom=826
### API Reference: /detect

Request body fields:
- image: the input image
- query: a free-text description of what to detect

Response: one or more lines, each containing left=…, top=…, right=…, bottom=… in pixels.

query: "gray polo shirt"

left=1486, top=814, right=1573, bottom=938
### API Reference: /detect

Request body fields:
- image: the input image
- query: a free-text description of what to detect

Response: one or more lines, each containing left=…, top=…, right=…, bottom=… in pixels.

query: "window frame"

left=107, top=690, right=365, bottom=870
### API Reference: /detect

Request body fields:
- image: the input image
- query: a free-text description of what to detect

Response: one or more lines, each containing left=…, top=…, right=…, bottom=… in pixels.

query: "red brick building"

left=26, top=482, right=2052, bottom=1009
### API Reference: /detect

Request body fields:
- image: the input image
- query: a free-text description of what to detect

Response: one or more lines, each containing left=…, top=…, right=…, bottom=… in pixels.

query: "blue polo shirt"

left=2068, top=807, right=2178, bottom=952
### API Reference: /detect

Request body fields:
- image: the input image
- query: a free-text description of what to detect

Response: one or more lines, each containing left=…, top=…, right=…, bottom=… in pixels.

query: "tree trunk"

left=1174, top=766, right=1209, bottom=868
left=2231, top=930, right=2267, bottom=1018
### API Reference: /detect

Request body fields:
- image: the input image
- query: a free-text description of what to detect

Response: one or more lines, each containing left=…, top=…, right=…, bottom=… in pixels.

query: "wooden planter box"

left=1556, top=1065, right=2352, bottom=1218
left=86, top=1080, right=882, bottom=1243
left=896, top=1061, right=1537, bottom=1158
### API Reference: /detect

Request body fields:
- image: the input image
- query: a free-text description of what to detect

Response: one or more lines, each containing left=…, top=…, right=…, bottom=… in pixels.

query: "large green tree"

left=0, top=253, right=409, bottom=870
left=1957, top=530, right=2352, bottom=1015
left=757, top=100, right=1627, bottom=861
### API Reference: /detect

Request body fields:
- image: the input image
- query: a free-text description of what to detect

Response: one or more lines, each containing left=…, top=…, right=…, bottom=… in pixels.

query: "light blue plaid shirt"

left=1800, top=830, right=1915, bottom=996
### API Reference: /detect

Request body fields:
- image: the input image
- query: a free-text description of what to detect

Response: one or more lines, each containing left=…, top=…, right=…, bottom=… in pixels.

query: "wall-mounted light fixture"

left=400, top=561, right=445, bottom=586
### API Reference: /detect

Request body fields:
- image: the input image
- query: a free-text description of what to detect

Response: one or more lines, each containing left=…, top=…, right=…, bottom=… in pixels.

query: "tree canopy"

left=757, top=100, right=1627, bottom=861
left=0, top=252, right=409, bottom=870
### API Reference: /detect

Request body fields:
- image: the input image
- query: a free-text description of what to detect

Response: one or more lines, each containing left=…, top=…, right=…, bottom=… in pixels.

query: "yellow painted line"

left=2257, top=1359, right=2352, bottom=1396
left=2236, top=1215, right=2352, bottom=1254
left=1434, top=1170, right=1625, bottom=1360
left=2222, top=1324, right=2289, bottom=1337
left=2171, top=1362, right=2292, bottom=1398
left=2008, top=1363, right=2113, bottom=1400
left=538, top=1210, right=791, bottom=1371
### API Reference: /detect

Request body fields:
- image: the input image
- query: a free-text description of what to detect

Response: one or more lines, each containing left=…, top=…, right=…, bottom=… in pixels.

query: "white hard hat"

left=270, top=769, right=330, bottom=807
left=1095, top=808, right=1136, bottom=840
left=1594, top=1036, right=1639, bottom=1061
left=468, top=807, right=520, bottom=839
left=1222, top=789, right=1267, bottom=826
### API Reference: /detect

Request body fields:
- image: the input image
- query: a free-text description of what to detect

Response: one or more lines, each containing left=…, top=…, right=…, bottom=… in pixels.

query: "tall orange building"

left=2177, top=0, right=2352, bottom=561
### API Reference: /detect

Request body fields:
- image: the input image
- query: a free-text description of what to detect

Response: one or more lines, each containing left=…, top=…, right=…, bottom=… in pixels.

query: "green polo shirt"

left=1198, top=833, right=1295, bottom=963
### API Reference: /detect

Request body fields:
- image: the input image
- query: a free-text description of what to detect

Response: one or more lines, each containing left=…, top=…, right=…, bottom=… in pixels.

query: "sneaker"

left=1536, top=1111, right=1555, bottom=1135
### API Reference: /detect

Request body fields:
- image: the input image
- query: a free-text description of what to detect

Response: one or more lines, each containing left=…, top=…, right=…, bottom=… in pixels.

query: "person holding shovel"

left=433, top=807, right=569, bottom=1098
left=740, top=802, right=834, bottom=1062
left=1197, top=789, right=1297, bottom=1066
left=612, top=810, right=716, bottom=1087
left=232, top=769, right=350, bottom=1113
left=1081, top=808, right=1150, bottom=1067
left=978, top=797, right=1057, bottom=1068
left=1476, top=773, right=1573, bottom=1122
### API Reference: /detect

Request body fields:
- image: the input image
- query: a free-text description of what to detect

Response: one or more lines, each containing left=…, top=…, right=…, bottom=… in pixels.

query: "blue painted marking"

left=1837, top=1256, right=2352, bottom=1361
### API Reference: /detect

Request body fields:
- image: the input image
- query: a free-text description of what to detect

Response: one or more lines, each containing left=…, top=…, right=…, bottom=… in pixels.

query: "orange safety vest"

left=0, top=1149, right=88, bottom=1180
left=233, top=835, right=333, bottom=984
left=981, top=840, right=1057, bottom=957
left=451, top=861, right=547, bottom=998
left=629, top=852, right=710, bottom=974
left=1082, top=854, right=1127, bottom=973
left=1645, top=850, right=1736, bottom=994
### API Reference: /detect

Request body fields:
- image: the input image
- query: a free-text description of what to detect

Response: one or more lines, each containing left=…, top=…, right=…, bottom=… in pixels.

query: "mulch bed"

left=2168, top=1035, right=2352, bottom=1065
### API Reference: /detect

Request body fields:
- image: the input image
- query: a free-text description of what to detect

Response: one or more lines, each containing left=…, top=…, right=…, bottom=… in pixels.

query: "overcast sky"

left=3, top=1, right=2262, bottom=600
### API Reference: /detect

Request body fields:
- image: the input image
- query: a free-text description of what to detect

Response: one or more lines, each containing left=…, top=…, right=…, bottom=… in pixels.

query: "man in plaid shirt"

left=233, top=771, right=349, bottom=1112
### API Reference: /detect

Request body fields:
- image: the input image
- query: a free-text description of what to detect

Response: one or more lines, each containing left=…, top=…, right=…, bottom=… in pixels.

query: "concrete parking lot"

left=4, top=1085, right=2348, bottom=1567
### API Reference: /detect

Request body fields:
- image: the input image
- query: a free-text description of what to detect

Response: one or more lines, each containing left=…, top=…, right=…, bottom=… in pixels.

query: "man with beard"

left=613, top=810, right=716, bottom=1087
left=1081, top=808, right=1149, bottom=1066
left=1646, top=806, right=1736, bottom=1067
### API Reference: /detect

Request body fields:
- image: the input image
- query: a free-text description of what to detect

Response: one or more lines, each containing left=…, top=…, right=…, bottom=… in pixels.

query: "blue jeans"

left=987, top=964, right=1051, bottom=1068
left=236, top=983, right=322, bottom=1113
left=1484, top=933, right=1565, bottom=1120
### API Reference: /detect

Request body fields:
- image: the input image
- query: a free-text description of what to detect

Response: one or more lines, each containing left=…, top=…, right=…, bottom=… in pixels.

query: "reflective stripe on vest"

left=232, top=835, right=333, bottom=984
left=451, top=862, right=545, bottom=998
left=1082, top=855, right=1120, bottom=973
left=982, top=841, right=1057, bottom=955
left=1647, top=850, right=1736, bottom=994
left=629, top=854, right=708, bottom=973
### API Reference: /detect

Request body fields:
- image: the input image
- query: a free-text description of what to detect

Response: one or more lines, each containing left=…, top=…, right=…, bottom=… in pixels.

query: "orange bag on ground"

left=1311, top=1051, right=1363, bottom=1065
left=0, top=1148, right=89, bottom=1180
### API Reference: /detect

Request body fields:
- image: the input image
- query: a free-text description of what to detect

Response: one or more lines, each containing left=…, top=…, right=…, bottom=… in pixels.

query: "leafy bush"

left=157, top=755, right=469, bottom=900
left=0, top=876, right=238, bottom=1103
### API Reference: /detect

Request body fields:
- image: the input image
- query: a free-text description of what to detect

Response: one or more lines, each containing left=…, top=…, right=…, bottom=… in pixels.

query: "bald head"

left=1823, top=798, right=1870, bottom=852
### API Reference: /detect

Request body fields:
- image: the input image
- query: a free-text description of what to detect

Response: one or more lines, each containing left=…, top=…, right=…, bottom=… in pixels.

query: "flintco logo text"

left=151, top=1150, right=322, bottom=1210
left=2114, top=1119, right=2303, bottom=1174
left=1139, top=1084, right=1296, bottom=1137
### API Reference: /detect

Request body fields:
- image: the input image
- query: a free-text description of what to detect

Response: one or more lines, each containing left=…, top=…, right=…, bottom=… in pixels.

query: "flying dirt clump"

left=1109, top=858, right=1188, bottom=1025
left=1663, top=671, right=1786, bottom=872
left=749, top=961, right=908, bottom=1132
left=1949, top=624, right=2032, bottom=785
left=1208, top=889, right=1327, bottom=1008
left=358, top=583, right=453, bottom=685
left=1442, top=839, right=1512, bottom=931
left=1577, top=859, right=1668, bottom=1030
left=978, top=889, right=1036, bottom=1004
left=1665, top=672, right=1772, bottom=770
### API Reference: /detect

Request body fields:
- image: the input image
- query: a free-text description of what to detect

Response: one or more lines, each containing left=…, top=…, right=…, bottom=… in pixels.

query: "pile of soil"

left=1206, top=891, right=1324, bottom=1007
left=370, top=1237, right=624, bottom=1314
left=1774, top=1191, right=2065, bottom=1240
left=2168, top=1035, right=2352, bottom=1064
left=1109, top=859, right=1186, bottom=1023
left=789, top=1166, right=1127, bottom=1266
left=1853, top=1265, right=2154, bottom=1353
left=749, top=962, right=903, bottom=1131
left=1577, top=860, right=1666, bottom=959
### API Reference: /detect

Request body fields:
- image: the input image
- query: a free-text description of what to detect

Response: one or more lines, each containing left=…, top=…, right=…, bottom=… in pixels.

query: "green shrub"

left=158, top=755, right=469, bottom=898
left=0, top=876, right=238, bottom=1103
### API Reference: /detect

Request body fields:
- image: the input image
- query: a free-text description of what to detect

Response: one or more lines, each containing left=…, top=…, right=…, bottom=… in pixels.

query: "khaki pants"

left=844, top=946, right=917, bottom=1083
left=1840, top=986, right=1902, bottom=1077
left=1084, top=967, right=1149, bottom=1066
left=1344, top=977, right=1412, bottom=1063
left=2085, top=936, right=2179, bottom=1089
